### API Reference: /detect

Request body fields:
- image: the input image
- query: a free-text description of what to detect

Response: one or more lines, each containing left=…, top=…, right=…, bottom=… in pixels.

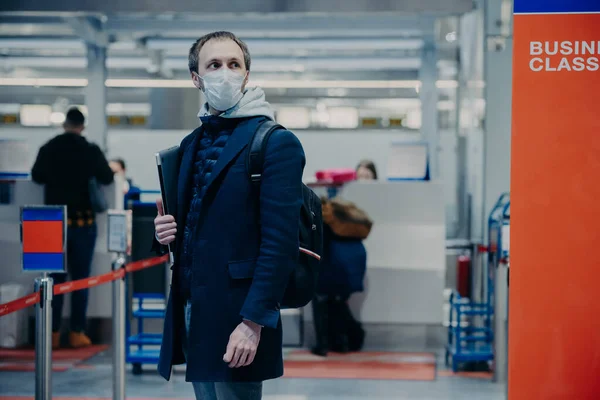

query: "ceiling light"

left=105, top=79, right=192, bottom=88
left=49, top=112, right=66, bottom=124
left=0, top=78, right=89, bottom=87
left=327, top=88, right=349, bottom=97
left=436, top=80, right=459, bottom=89
left=20, top=104, right=52, bottom=126
left=251, top=80, right=422, bottom=89
left=445, top=32, right=458, bottom=43
left=0, top=77, right=459, bottom=90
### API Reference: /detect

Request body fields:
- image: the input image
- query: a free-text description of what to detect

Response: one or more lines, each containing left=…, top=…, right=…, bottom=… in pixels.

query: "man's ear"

left=192, top=72, right=203, bottom=90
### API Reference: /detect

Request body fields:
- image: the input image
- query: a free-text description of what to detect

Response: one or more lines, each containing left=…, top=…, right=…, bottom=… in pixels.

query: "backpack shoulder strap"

left=247, top=119, right=284, bottom=186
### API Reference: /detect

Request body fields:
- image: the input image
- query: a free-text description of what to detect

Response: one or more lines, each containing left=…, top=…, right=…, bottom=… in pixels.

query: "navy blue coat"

left=157, top=116, right=305, bottom=383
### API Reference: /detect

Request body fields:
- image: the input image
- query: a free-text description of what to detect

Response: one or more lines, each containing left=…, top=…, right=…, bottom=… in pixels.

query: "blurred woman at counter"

left=311, top=161, right=376, bottom=357
left=356, top=159, right=378, bottom=181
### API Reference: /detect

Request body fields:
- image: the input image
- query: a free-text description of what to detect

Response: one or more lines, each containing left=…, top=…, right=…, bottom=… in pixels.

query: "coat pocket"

left=227, top=258, right=257, bottom=279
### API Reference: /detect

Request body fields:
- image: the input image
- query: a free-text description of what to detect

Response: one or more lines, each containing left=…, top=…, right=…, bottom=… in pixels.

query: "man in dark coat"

left=153, top=31, right=305, bottom=400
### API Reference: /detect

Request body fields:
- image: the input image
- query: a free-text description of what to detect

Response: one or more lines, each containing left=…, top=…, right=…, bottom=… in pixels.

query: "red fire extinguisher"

left=457, top=254, right=471, bottom=298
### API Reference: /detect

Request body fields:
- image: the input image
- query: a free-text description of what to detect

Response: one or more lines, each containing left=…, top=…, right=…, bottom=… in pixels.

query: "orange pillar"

left=510, top=1, right=600, bottom=399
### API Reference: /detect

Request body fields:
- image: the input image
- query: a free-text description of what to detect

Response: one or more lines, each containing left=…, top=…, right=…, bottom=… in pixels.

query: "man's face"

left=191, top=38, right=249, bottom=91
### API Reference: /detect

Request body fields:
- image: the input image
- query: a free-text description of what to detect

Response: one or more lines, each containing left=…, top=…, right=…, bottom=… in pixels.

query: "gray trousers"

left=184, top=301, right=263, bottom=400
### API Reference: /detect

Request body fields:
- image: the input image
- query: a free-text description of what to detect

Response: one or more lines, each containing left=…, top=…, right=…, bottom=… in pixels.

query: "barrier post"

left=493, top=260, right=509, bottom=384
left=34, top=274, right=53, bottom=400
left=107, top=210, right=128, bottom=400
left=112, top=256, right=126, bottom=400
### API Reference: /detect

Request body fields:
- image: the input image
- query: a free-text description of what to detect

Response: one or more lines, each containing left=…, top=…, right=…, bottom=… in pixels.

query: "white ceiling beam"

left=0, top=77, right=466, bottom=91
left=0, top=36, right=434, bottom=57
left=105, top=14, right=428, bottom=37
left=146, top=37, right=424, bottom=54
left=0, top=0, right=472, bottom=14
left=164, top=57, right=424, bottom=72
left=64, top=16, right=108, bottom=47
left=0, top=37, right=82, bottom=49
left=1, top=56, right=432, bottom=73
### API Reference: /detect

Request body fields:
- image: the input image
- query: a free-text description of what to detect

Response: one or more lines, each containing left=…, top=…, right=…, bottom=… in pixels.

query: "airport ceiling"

left=0, top=1, right=470, bottom=99
left=1, top=0, right=473, bottom=14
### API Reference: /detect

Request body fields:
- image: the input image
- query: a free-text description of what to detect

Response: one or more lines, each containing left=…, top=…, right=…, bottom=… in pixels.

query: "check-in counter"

left=0, top=178, right=122, bottom=320
left=2, top=177, right=446, bottom=347
left=304, top=181, right=446, bottom=344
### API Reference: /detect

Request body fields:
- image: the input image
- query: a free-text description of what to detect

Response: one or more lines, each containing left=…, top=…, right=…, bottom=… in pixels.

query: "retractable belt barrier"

left=0, top=255, right=169, bottom=318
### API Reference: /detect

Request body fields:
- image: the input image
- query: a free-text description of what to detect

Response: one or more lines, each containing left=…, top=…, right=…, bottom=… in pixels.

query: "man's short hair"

left=65, top=107, right=85, bottom=127
left=188, top=31, right=251, bottom=74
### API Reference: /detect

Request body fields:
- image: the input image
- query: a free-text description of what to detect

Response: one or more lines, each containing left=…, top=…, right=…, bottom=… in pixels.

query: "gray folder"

left=155, top=145, right=180, bottom=262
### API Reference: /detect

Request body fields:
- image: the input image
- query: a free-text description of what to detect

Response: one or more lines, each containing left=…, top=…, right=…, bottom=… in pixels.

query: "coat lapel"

left=203, top=117, right=258, bottom=194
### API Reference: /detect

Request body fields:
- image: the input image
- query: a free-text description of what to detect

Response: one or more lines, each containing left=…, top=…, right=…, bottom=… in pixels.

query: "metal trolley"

left=446, top=193, right=510, bottom=372
left=123, top=190, right=169, bottom=375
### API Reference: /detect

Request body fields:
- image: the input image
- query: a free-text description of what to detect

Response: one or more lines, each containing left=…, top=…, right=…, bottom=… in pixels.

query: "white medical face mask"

left=199, top=68, right=246, bottom=112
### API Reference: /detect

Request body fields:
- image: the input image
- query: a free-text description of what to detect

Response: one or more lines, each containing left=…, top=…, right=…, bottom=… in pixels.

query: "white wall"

left=0, top=127, right=460, bottom=235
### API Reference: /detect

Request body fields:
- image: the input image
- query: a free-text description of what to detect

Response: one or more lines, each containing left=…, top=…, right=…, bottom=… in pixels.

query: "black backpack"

left=247, top=119, right=323, bottom=309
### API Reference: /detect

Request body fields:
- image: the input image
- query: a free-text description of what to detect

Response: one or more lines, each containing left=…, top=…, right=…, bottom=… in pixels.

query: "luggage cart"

left=446, top=193, right=510, bottom=372
left=126, top=293, right=165, bottom=375
left=124, top=190, right=169, bottom=375
left=497, top=201, right=510, bottom=263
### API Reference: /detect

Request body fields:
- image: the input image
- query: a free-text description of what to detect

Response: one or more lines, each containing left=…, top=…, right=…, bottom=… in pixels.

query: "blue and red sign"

left=20, top=206, right=66, bottom=272
left=514, top=0, right=600, bottom=14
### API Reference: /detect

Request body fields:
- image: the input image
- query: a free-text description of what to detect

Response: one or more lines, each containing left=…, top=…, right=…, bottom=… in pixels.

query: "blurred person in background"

left=31, top=107, right=114, bottom=349
left=356, top=159, right=378, bottom=181
left=311, top=164, right=375, bottom=357
left=152, top=31, right=306, bottom=400
left=110, top=157, right=141, bottom=202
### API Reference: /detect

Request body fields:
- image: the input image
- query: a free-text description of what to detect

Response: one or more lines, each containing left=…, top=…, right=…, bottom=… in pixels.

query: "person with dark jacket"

left=311, top=196, right=372, bottom=357
left=152, top=31, right=305, bottom=400
left=31, top=107, right=114, bottom=349
left=109, top=158, right=141, bottom=204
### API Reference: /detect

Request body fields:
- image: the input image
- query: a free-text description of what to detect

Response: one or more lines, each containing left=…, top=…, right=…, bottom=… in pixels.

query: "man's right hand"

left=154, top=198, right=177, bottom=245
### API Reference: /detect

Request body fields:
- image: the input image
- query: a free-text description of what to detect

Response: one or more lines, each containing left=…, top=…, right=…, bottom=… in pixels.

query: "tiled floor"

left=0, top=348, right=506, bottom=400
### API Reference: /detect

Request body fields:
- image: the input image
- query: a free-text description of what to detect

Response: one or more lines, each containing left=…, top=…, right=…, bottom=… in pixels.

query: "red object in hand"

left=315, top=168, right=356, bottom=183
